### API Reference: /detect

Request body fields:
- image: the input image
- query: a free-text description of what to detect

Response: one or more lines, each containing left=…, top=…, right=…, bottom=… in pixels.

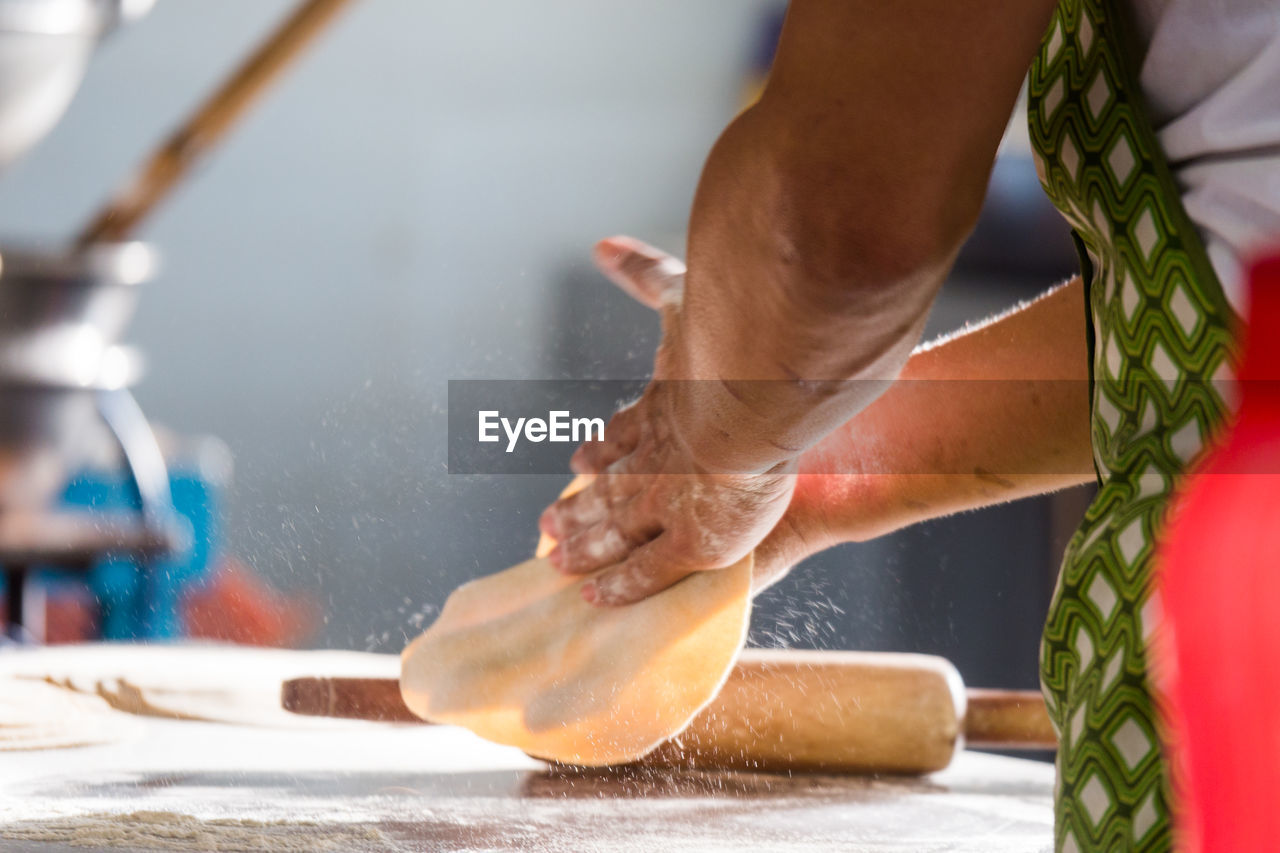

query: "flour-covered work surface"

left=0, top=645, right=1053, bottom=852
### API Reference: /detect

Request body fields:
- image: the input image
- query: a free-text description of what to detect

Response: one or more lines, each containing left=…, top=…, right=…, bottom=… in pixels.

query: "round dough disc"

left=401, top=476, right=752, bottom=766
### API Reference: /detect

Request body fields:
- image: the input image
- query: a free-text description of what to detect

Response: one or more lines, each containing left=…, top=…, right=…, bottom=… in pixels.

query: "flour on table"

left=0, top=678, right=141, bottom=751
left=0, top=811, right=386, bottom=851
left=0, top=643, right=400, bottom=729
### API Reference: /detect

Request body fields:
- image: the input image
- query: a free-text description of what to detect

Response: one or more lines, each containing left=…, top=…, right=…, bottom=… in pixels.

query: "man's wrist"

left=663, top=378, right=836, bottom=475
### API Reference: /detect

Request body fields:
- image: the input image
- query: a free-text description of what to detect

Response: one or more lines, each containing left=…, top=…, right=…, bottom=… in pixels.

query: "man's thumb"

left=592, top=236, right=685, bottom=311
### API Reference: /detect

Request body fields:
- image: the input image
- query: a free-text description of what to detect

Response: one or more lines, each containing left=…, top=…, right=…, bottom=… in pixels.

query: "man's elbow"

left=765, top=158, right=985, bottom=312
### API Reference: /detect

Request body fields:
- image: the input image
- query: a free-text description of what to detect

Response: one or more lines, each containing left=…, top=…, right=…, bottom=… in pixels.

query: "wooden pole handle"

left=76, top=0, right=357, bottom=247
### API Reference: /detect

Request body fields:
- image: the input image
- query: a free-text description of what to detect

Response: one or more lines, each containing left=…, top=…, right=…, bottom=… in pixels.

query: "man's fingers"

left=582, top=535, right=697, bottom=607
left=593, top=236, right=685, bottom=311
left=569, top=430, right=632, bottom=476
left=538, top=472, right=643, bottom=542
left=550, top=502, right=660, bottom=576
left=569, top=404, right=641, bottom=475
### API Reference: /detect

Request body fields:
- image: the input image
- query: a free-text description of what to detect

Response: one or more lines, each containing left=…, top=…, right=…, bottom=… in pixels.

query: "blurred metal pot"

left=0, top=0, right=155, bottom=168
left=0, top=240, right=154, bottom=510
left=0, top=240, right=156, bottom=386
left=0, top=345, right=142, bottom=509
left=1, top=387, right=101, bottom=509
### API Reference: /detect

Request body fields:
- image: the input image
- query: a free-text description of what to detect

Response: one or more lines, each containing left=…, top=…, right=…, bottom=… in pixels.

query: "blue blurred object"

left=44, top=465, right=218, bottom=640
left=750, top=5, right=786, bottom=74
left=740, top=4, right=787, bottom=108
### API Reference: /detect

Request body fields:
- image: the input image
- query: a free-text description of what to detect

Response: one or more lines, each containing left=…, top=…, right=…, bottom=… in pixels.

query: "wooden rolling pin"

left=283, top=649, right=1056, bottom=774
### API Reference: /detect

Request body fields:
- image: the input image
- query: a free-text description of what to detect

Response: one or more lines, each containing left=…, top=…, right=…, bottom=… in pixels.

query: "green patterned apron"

left=1026, top=0, right=1239, bottom=850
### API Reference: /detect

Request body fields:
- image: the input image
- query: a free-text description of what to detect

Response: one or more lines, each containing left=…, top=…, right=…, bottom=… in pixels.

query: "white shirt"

left=1131, top=0, right=1280, bottom=313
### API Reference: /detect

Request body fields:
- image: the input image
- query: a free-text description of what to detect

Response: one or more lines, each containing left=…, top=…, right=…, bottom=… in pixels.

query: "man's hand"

left=539, top=0, right=1063, bottom=606
left=541, top=242, right=1095, bottom=606
left=538, top=237, right=796, bottom=606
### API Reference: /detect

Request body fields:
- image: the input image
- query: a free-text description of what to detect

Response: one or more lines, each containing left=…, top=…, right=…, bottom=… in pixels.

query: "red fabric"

left=181, top=558, right=320, bottom=648
left=1156, top=252, right=1280, bottom=851
left=42, top=589, right=98, bottom=644
left=0, top=587, right=99, bottom=644
left=4, top=561, right=317, bottom=647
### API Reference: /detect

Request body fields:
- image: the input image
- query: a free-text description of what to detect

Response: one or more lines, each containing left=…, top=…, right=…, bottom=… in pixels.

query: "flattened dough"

left=402, top=483, right=752, bottom=765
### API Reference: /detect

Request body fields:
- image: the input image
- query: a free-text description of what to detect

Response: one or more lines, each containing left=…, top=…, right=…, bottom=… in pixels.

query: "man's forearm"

left=663, top=0, right=1059, bottom=475
left=669, top=105, right=960, bottom=474
left=546, top=0, right=1068, bottom=602
left=779, top=277, right=1094, bottom=555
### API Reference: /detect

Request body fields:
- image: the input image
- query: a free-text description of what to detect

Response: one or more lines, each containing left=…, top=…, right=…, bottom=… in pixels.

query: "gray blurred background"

left=0, top=1, right=1087, bottom=691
